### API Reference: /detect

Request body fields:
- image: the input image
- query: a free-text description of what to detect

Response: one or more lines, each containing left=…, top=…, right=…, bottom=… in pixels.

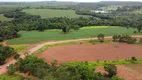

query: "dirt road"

left=0, top=36, right=141, bottom=75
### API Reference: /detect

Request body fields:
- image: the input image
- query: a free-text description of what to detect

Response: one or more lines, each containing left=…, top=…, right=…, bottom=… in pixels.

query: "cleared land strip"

left=0, top=35, right=142, bottom=75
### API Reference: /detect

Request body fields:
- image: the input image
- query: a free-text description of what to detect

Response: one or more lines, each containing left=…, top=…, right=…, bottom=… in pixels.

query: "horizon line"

left=0, top=0, right=141, bottom=2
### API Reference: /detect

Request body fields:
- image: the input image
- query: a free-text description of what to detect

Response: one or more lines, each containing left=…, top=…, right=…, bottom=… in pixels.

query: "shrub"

left=133, top=31, right=137, bottom=34
left=104, top=64, right=117, bottom=77
left=112, top=35, right=137, bottom=44
left=8, top=64, right=16, bottom=75
left=111, top=76, right=124, bottom=80
left=112, top=35, right=118, bottom=42
left=97, top=34, right=105, bottom=42
left=131, top=56, right=137, bottom=61
left=14, top=54, right=20, bottom=60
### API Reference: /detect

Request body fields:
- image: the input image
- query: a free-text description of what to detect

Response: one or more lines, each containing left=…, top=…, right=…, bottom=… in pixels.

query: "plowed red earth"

left=37, top=43, right=142, bottom=64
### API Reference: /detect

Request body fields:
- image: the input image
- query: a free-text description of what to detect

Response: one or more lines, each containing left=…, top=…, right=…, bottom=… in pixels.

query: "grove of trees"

left=8, top=55, right=123, bottom=80
left=0, top=44, right=17, bottom=65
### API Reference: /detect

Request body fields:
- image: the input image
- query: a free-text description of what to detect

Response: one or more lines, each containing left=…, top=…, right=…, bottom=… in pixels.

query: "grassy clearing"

left=64, top=59, right=142, bottom=69
left=12, top=46, right=28, bottom=52
left=23, top=9, right=86, bottom=18
left=124, top=63, right=142, bottom=74
left=0, top=74, right=23, bottom=80
left=0, top=14, right=13, bottom=21
left=132, top=10, right=142, bottom=14
left=7, top=26, right=141, bottom=44
left=80, top=26, right=120, bottom=29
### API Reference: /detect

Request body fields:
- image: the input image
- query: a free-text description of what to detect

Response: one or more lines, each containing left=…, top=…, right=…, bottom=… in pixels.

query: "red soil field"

left=37, top=43, right=142, bottom=64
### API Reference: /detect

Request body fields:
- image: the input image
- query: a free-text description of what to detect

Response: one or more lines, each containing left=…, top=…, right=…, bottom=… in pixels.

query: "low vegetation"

left=23, top=9, right=85, bottom=18
left=0, top=14, right=12, bottom=21
left=7, top=27, right=139, bottom=44
left=112, top=35, right=137, bottom=44
left=8, top=55, right=124, bottom=80
left=0, top=74, right=25, bottom=80
left=12, top=46, right=28, bottom=52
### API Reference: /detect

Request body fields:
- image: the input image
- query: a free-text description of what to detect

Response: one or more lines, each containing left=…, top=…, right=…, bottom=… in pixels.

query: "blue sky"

left=0, top=0, right=141, bottom=2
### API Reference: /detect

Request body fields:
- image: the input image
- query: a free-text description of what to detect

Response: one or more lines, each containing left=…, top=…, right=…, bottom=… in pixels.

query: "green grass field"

left=0, top=14, right=13, bottom=21
left=23, top=9, right=86, bottom=18
left=132, top=10, right=142, bottom=14
left=7, top=26, right=141, bottom=44
left=0, top=74, right=24, bottom=80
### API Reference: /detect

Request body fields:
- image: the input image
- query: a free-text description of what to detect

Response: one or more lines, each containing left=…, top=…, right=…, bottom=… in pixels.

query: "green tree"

left=8, top=64, right=16, bottom=75
left=104, top=64, right=117, bottom=77
left=97, top=34, right=105, bottom=42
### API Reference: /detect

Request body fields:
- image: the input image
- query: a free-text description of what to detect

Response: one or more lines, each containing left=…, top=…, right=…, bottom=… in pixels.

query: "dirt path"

left=95, top=65, right=142, bottom=80
left=0, top=36, right=142, bottom=75
left=2, top=40, right=7, bottom=46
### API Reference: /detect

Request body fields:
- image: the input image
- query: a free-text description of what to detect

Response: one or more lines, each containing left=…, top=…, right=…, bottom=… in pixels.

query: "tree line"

left=7, top=55, right=123, bottom=80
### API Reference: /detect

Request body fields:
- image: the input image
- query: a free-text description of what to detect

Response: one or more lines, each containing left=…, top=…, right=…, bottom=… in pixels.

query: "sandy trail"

left=0, top=36, right=142, bottom=75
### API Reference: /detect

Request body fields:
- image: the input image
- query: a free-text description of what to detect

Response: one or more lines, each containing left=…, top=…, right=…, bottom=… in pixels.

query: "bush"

left=104, top=64, right=117, bottom=77
left=8, top=64, right=16, bottom=75
left=112, top=35, right=137, bottom=44
left=131, top=56, right=137, bottom=61
left=133, top=31, right=137, bottom=34
left=14, top=54, right=20, bottom=60
left=111, top=76, right=124, bottom=80
left=97, top=34, right=105, bottom=42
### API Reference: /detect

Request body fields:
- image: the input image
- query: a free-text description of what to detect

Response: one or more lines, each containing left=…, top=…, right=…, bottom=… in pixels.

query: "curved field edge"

left=0, top=14, right=13, bottom=21
left=23, top=9, right=87, bottom=18
left=7, top=26, right=141, bottom=44
left=32, top=40, right=113, bottom=55
left=63, top=60, right=142, bottom=69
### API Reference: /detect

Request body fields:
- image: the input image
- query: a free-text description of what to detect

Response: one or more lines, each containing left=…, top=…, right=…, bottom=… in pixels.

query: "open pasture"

left=7, top=26, right=140, bottom=44
left=0, top=14, right=12, bottom=21
left=23, top=9, right=86, bottom=18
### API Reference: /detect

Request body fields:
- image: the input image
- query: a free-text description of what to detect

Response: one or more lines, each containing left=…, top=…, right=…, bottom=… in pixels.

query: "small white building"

left=90, top=10, right=108, bottom=13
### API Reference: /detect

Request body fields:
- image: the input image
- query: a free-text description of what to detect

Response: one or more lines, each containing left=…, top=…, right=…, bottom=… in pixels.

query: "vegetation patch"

left=7, top=27, right=140, bottom=44
left=80, top=26, right=120, bottom=29
left=12, top=46, right=28, bottom=52
left=0, top=14, right=13, bottom=21
left=64, top=59, right=142, bottom=68
left=0, top=74, right=24, bottom=80
left=23, top=9, right=86, bottom=18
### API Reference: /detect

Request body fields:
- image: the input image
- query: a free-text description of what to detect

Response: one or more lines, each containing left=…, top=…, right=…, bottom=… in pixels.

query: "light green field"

left=0, top=74, right=23, bottom=80
left=23, top=9, right=86, bottom=18
left=12, top=46, right=28, bottom=52
left=132, top=10, right=142, bottom=14
left=0, top=14, right=13, bottom=21
left=7, top=26, right=141, bottom=44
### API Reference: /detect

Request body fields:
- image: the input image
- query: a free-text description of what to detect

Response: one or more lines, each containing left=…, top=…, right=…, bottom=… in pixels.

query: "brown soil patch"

left=2, top=40, right=7, bottom=46
left=95, top=65, right=142, bottom=80
left=37, top=43, right=142, bottom=64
